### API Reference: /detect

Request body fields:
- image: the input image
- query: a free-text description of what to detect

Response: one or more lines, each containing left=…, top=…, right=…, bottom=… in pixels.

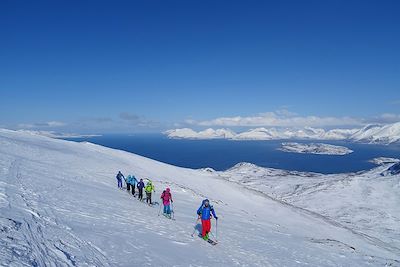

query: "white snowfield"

left=165, top=122, right=400, bottom=144
left=0, top=129, right=399, bottom=267
left=278, top=142, right=353, bottom=155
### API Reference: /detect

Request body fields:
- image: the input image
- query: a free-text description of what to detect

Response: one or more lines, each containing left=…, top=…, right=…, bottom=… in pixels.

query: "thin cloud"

left=119, top=112, right=140, bottom=122
left=18, top=121, right=66, bottom=129
left=187, top=110, right=364, bottom=128
left=119, top=112, right=160, bottom=128
left=89, top=117, right=113, bottom=123
left=367, top=113, right=400, bottom=124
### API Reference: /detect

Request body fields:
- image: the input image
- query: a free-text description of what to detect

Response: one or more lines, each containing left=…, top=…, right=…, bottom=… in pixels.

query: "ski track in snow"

left=0, top=129, right=399, bottom=266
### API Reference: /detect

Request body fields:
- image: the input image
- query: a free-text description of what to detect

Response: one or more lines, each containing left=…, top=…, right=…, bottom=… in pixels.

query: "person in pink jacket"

left=161, top=188, right=173, bottom=218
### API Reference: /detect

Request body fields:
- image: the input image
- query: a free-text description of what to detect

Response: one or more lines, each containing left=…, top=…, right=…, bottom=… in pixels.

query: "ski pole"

left=216, top=219, right=218, bottom=241
left=171, top=202, right=175, bottom=220
left=158, top=201, right=162, bottom=216
left=191, top=218, right=200, bottom=237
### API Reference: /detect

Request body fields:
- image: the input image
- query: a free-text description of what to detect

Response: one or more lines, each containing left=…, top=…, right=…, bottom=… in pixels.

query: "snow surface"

left=278, top=142, right=353, bottom=155
left=0, top=129, right=399, bottom=266
left=165, top=122, right=400, bottom=144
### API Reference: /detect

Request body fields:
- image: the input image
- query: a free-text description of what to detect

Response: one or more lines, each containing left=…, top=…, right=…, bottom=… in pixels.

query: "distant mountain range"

left=165, top=122, right=400, bottom=144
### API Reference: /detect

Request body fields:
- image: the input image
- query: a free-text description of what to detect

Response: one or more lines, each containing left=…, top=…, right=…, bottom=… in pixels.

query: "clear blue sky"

left=1, top=0, right=399, bottom=133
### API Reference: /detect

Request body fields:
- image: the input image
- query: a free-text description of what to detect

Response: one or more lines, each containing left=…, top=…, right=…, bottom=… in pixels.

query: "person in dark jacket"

left=137, top=179, right=145, bottom=201
left=116, top=171, right=124, bottom=189
left=197, top=199, right=218, bottom=240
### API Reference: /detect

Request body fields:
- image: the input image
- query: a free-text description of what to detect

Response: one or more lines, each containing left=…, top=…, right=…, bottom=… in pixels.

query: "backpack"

left=161, top=191, right=171, bottom=201
left=145, top=183, right=153, bottom=193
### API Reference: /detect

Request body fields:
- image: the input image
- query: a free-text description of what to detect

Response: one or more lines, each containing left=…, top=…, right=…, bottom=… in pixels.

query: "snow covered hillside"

left=165, top=122, right=400, bottom=144
left=220, top=163, right=400, bottom=258
left=0, top=129, right=399, bottom=266
left=350, top=122, right=400, bottom=144
left=278, top=142, right=353, bottom=155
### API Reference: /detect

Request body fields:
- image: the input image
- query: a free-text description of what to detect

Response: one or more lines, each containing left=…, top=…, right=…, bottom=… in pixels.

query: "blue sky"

left=1, top=0, right=399, bottom=133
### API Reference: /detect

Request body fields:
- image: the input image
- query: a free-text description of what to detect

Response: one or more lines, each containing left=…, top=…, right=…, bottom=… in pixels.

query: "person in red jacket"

left=161, top=188, right=173, bottom=218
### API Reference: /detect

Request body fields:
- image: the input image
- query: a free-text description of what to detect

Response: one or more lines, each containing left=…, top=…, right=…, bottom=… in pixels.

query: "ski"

left=197, top=234, right=217, bottom=245
left=207, top=239, right=218, bottom=246
left=162, top=214, right=175, bottom=220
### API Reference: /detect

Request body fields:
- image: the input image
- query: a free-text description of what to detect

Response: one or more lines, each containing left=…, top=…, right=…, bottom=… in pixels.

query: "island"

left=278, top=142, right=353, bottom=155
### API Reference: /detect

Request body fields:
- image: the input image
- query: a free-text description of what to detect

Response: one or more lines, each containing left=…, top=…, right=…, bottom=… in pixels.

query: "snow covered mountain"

left=0, top=129, right=399, bottom=266
left=350, top=122, right=400, bottom=144
left=165, top=122, right=400, bottom=144
left=165, top=127, right=357, bottom=141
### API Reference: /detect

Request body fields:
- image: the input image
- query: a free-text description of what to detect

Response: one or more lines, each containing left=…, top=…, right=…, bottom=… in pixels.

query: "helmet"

left=203, top=199, right=210, bottom=206
left=166, top=188, right=170, bottom=192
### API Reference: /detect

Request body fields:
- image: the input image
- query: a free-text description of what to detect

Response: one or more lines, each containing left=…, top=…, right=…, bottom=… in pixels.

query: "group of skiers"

left=116, top=171, right=157, bottom=205
left=116, top=171, right=218, bottom=241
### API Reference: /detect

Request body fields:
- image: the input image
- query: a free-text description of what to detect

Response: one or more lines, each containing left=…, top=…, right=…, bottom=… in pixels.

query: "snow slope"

left=221, top=163, right=400, bottom=256
left=0, top=129, right=399, bottom=266
left=278, top=142, right=353, bottom=155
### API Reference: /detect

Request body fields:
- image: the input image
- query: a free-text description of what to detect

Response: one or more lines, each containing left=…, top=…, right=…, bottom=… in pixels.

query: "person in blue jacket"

left=137, top=178, right=145, bottom=200
left=125, top=175, right=132, bottom=192
left=197, top=199, right=218, bottom=240
left=127, top=175, right=138, bottom=196
left=116, top=171, right=124, bottom=189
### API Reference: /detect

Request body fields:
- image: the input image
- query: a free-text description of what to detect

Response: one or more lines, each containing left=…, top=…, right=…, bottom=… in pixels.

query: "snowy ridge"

left=165, top=122, right=400, bottom=144
left=0, top=129, right=399, bottom=266
left=350, top=122, right=400, bottom=144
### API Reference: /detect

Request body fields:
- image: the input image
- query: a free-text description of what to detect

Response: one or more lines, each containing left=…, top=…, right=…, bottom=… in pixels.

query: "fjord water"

left=66, top=134, right=400, bottom=174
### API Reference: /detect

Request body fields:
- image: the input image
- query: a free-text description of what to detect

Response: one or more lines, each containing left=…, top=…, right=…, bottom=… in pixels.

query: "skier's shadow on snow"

left=194, top=223, right=202, bottom=234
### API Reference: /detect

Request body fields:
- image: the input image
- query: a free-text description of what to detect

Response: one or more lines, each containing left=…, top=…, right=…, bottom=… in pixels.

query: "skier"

left=128, top=175, right=138, bottom=196
left=125, top=175, right=131, bottom=191
left=160, top=188, right=173, bottom=218
left=145, top=180, right=155, bottom=205
left=116, top=171, right=124, bottom=189
left=137, top=178, right=145, bottom=201
left=197, top=199, right=218, bottom=241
